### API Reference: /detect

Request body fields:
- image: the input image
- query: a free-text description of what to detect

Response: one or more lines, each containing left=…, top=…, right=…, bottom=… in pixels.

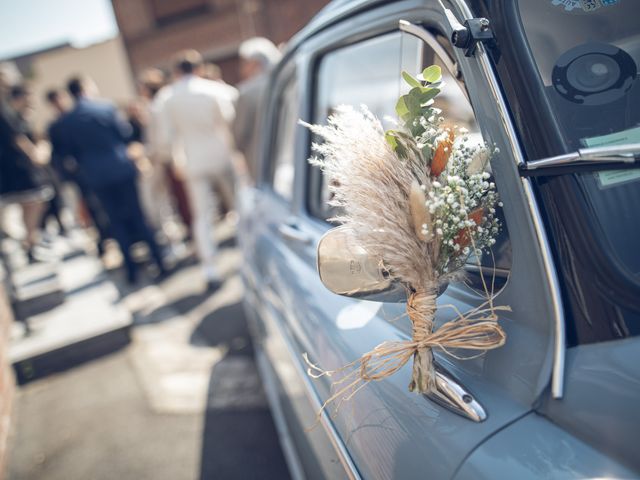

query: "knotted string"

left=303, top=289, right=508, bottom=426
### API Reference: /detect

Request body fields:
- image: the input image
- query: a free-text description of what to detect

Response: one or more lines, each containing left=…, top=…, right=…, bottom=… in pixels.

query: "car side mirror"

left=317, top=226, right=407, bottom=303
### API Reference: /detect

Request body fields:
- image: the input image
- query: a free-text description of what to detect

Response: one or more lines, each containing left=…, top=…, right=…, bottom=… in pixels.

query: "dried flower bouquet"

left=302, top=66, right=508, bottom=410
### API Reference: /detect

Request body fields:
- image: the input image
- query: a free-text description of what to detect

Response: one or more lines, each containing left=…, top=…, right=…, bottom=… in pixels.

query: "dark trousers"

left=94, top=177, right=164, bottom=281
left=76, top=180, right=110, bottom=249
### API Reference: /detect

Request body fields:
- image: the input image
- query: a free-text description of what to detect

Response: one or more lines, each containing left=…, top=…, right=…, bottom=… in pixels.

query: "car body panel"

left=539, top=337, right=640, bottom=473
left=453, top=412, right=636, bottom=479
left=238, top=0, right=639, bottom=478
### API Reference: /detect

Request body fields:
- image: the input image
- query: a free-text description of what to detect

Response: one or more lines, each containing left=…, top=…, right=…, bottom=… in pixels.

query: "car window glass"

left=310, top=32, right=422, bottom=219
left=271, top=74, right=299, bottom=201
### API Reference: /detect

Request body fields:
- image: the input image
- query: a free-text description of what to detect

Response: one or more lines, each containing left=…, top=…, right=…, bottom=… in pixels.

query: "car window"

left=308, top=32, right=423, bottom=219
left=270, top=73, right=299, bottom=201
left=308, top=30, right=512, bottom=290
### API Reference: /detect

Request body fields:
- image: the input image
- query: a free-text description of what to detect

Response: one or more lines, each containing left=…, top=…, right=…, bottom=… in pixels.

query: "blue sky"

left=0, top=0, right=119, bottom=60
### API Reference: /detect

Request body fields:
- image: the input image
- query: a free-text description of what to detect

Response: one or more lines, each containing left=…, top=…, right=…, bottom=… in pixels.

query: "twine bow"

left=304, top=288, right=507, bottom=422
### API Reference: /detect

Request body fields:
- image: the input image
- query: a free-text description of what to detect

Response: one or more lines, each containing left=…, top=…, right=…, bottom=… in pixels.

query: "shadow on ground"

left=195, top=302, right=291, bottom=480
left=135, top=291, right=211, bottom=325
left=190, top=302, right=251, bottom=355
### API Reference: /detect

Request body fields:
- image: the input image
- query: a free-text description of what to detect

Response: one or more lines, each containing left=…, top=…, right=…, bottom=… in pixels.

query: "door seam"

left=450, top=409, right=532, bottom=479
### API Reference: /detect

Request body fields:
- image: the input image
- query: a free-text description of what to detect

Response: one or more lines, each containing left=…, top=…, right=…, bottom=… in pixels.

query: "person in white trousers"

left=158, top=50, right=238, bottom=288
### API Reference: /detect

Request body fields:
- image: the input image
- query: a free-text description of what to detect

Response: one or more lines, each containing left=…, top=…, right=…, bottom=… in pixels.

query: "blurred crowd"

left=0, top=37, right=281, bottom=288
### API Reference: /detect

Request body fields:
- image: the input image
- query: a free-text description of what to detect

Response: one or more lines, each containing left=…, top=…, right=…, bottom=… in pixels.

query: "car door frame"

left=294, top=0, right=559, bottom=401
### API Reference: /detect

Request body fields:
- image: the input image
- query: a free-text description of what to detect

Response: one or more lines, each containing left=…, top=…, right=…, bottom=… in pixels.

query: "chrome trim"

left=579, top=143, right=640, bottom=160
left=446, top=0, right=523, bottom=168
left=448, top=0, right=565, bottom=398
left=263, top=303, right=362, bottom=479
left=525, top=152, right=579, bottom=170
left=278, top=222, right=313, bottom=245
left=427, top=365, right=487, bottom=422
left=525, top=143, right=640, bottom=170
left=316, top=226, right=407, bottom=303
left=399, top=20, right=459, bottom=79
left=521, top=178, right=566, bottom=398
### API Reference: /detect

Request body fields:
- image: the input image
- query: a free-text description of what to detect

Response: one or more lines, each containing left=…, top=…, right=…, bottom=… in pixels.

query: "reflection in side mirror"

left=317, top=226, right=407, bottom=303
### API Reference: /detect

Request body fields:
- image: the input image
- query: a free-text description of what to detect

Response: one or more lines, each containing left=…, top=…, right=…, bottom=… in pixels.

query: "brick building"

left=110, top=0, right=330, bottom=85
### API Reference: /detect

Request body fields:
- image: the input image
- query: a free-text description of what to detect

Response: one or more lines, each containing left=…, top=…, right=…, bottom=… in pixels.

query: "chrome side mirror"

left=317, top=226, right=407, bottom=303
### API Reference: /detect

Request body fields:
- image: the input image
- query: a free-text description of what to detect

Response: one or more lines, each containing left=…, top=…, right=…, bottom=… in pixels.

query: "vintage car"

left=238, top=0, right=640, bottom=478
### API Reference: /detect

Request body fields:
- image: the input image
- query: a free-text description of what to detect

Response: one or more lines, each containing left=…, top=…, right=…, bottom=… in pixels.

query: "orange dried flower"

left=454, top=207, right=484, bottom=248
left=430, top=129, right=455, bottom=177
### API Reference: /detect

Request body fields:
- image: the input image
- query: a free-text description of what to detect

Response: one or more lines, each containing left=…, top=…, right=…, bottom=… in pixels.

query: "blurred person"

left=125, top=100, right=146, bottom=144
left=142, top=68, right=193, bottom=234
left=34, top=89, right=71, bottom=236
left=55, top=75, right=168, bottom=283
left=159, top=50, right=238, bottom=288
left=46, top=88, right=110, bottom=253
left=202, top=62, right=223, bottom=82
left=139, top=69, right=191, bottom=241
left=0, top=61, right=21, bottom=97
left=0, top=84, right=52, bottom=260
left=233, top=37, right=282, bottom=181
left=126, top=84, right=182, bottom=257
left=197, top=61, right=237, bottom=215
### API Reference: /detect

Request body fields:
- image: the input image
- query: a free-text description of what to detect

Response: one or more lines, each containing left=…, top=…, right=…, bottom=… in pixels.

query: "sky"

left=0, top=0, right=119, bottom=60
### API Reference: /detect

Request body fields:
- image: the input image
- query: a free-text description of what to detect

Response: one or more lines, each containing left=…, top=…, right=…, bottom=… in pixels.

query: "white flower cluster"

left=411, top=108, right=447, bottom=161
left=421, top=128, right=502, bottom=275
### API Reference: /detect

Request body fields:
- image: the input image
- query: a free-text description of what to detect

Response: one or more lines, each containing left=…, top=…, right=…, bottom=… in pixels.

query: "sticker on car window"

left=596, top=169, right=640, bottom=188
left=551, top=0, right=582, bottom=11
left=579, top=0, right=601, bottom=12
left=582, top=126, right=640, bottom=188
left=582, top=126, right=640, bottom=148
left=551, top=0, right=618, bottom=11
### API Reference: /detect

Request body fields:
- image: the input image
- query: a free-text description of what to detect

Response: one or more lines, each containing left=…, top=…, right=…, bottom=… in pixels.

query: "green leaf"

left=385, top=131, right=398, bottom=150
left=419, top=87, right=440, bottom=105
left=406, top=88, right=424, bottom=114
left=395, top=96, right=409, bottom=118
left=401, top=71, right=422, bottom=88
left=422, top=65, right=442, bottom=84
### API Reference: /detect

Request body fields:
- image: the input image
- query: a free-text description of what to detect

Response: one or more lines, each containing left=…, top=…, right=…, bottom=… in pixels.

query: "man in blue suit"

left=57, top=76, right=167, bottom=283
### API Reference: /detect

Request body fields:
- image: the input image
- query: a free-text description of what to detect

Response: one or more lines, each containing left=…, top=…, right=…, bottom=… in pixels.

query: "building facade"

left=2, top=37, right=135, bottom=135
left=110, top=0, right=330, bottom=84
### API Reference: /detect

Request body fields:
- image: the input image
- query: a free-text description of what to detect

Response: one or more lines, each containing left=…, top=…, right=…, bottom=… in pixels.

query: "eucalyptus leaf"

left=419, top=88, right=440, bottom=105
left=395, top=96, right=409, bottom=118
left=422, top=65, right=442, bottom=84
left=405, top=90, right=422, bottom=114
left=401, top=71, right=422, bottom=89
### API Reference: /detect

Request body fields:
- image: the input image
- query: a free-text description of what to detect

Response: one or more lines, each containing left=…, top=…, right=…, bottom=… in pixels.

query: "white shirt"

left=159, top=75, right=238, bottom=177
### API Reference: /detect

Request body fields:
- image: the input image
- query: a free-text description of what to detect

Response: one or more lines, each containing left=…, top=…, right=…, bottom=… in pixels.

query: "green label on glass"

left=597, top=169, right=640, bottom=187
left=583, top=126, right=640, bottom=148
left=583, top=127, right=640, bottom=188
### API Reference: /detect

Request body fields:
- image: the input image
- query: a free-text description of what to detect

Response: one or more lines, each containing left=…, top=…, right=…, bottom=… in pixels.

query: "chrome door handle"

left=425, top=364, right=487, bottom=422
left=277, top=222, right=312, bottom=245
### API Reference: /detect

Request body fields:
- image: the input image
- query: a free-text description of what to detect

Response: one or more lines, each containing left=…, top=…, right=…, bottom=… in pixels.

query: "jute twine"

left=304, top=287, right=507, bottom=425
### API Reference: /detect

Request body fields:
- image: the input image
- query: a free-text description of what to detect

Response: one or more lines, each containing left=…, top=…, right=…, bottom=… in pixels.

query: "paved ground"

left=6, top=227, right=291, bottom=480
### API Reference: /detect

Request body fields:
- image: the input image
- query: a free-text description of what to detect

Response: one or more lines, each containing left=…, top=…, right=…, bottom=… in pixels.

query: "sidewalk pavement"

left=6, top=223, right=290, bottom=480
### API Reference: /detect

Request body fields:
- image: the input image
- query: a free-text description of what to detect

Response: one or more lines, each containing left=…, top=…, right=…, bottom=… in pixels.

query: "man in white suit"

left=159, top=50, right=238, bottom=288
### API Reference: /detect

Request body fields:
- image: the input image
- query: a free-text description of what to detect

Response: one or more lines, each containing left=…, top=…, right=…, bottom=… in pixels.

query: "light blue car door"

left=266, top=2, right=563, bottom=479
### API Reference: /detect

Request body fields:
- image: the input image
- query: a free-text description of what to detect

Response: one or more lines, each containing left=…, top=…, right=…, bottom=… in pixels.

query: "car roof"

left=285, top=0, right=390, bottom=55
